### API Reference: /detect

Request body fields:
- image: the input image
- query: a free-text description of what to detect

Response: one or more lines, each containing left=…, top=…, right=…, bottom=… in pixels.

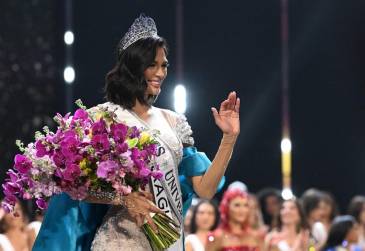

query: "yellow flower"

left=93, top=111, right=104, bottom=121
left=139, top=131, right=151, bottom=145
left=79, top=158, right=89, bottom=170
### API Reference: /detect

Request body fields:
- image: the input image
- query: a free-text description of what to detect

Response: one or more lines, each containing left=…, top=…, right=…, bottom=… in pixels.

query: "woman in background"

left=248, top=194, right=267, bottom=241
left=322, top=215, right=361, bottom=251
left=185, top=199, right=219, bottom=251
left=0, top=202, right=30, bottom=251
left=347, top=196, right=365, bottom=248
left=206, top=189, right=262, bottom=251
left=264, top=199, right=309, bottom=251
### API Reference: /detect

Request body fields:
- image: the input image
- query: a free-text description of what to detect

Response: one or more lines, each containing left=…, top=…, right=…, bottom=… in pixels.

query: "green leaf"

left=127, top=138, right=138, bottom=148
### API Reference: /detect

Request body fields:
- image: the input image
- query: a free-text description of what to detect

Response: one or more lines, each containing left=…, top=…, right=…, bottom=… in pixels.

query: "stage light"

left=281, top=138, right=292, bottom=153
left=64, top=66, right=75, bottom=84
left=174, top=84, right=186, bottom=114
left=64, top=31, right=74, bottom=45
left=282, top=187, right=294, bottom=200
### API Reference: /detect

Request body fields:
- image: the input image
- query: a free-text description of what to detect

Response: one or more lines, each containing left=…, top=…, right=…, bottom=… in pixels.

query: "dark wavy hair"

left=347, top=195, right=365, bottom=223
left=104, top=36, right=168, bottom=109
left=322, top=215, right=356, bottom=250
left=190, top=199, right=219, bottom=234
left=277, top=199, right=309, bottom=233
left=300, top=188, right=324, bottom=220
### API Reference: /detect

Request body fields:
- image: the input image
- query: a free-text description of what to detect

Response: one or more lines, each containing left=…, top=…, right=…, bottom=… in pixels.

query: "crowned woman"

left=32, top=14, right=240, bottom=251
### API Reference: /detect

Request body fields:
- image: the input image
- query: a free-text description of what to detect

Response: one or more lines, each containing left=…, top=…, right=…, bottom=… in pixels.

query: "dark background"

left=1, top=0, right=365, bottom=212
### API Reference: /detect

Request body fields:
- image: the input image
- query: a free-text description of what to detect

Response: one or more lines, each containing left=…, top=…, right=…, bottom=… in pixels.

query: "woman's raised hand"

left=211, top=91, right=240, bottom=136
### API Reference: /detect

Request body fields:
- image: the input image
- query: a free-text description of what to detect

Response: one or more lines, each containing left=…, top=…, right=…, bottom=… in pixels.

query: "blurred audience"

left=322, top=215, right=362, bottom=251
left=185, top=199, right=219, bottom=251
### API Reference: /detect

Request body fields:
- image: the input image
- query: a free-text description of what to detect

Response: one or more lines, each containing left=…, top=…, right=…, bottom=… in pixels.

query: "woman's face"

left=345, top=223, right=360, bottom=244
left=3, top=202, right=25, bottom=229
left=228, top=196, right=249, bottom=224
left=309, top=201, right=326, bottom=223
left=195, top=203, right=216, bottom=231
left=321, top=201, right=333, bottom=222
left=280, top=200, right=300, bottom=226
left=144, top=46, right=168, bottom=97
left=360, top=204, right=365, bottom=225
left=248, top=197, right=259, bottom=226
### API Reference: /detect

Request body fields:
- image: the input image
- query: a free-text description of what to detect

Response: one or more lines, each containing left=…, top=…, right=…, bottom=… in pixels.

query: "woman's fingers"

left=219, top=99, right=229, bottom=111
left=145, top=213, right=158, bottom=233
left=135, top=214, right=143, bottom=227
left=139, top=190, right=153, bottom=201
left=234, top=98, right=240, bottom=113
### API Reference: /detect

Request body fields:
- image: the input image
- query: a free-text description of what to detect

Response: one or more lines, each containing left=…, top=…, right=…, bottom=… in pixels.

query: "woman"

left=185, top=200, right=219, bottom=251
left=264, top=199, right=309, bottom=251
left=322, top=216, right=361, bottom=251
left=0, top=202, right=30, bottom=251
left=321, top=192, right=339, bottom=232
left=206, top=189, right=262, bottom=251
left=300, top=188, right=328, bottom=249
left=248, top=194, right=267, bottom=241
left=347, top=196, right=365, bottom=248
left=33, top=14, right=240, bottom=251
left=257, top=188, right=282, bottom=231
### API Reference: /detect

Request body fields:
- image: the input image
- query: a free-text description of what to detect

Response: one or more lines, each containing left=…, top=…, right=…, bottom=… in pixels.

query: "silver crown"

left=118, top=14, right=159, bottom=54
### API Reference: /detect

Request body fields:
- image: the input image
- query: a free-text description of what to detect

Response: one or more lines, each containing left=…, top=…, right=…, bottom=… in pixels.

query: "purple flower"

left=73, top=109, right=89, bottom=121
left=152, top=170, right=163, bottom=180
left=7, top=169, right=19, bottom=183
left=110, top=123, right=128, bottom=143
left=36, top=198, right=48, bottom=210
left=63, top=163, right=81, bottom=182
left=144, top=144, right=157, bottom=155
left=115, top=142, right=128, bottom=154
left=60, top=135, right=80, bottom=158
left=139, top=167, right=151, bottom=178
left=91, top=119, right=107, bottom=135
left=130, top=148, right=141, bottom=161
left=91, top=134, right=110, bottom=152
left=3, top=182, right=20, bottom=196
left=52, top=151, right=66, bottom=167
left=129, top=126, right=140, bottom=138
left=1, top=200, right=15, bottom=213
left=14, top=154, right=32, bottom=174
left=35, top=140, right=53, bottom=157
left=96, top=160, right=119, bottom=179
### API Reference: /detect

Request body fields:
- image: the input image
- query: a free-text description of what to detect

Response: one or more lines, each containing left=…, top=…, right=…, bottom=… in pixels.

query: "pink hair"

left=219, top=188, right=249, bottom=231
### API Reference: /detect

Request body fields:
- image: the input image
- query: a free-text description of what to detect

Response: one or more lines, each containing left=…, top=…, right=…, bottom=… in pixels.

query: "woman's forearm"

left=83, top=191, right=122, bottom=205
left=192, top=134, right=237, bottom=198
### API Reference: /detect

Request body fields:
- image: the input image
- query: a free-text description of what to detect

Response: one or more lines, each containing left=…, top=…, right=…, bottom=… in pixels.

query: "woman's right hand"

left=122, top=191, right=163, bottom=233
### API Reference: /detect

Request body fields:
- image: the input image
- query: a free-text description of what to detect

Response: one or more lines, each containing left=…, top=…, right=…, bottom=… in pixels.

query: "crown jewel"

left=118, top=14, right=159, bottom=54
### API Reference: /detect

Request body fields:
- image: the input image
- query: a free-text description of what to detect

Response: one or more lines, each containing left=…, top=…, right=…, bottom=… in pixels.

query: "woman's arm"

left=185, top=240, right=193, bottom=251
left=84, top=190, right=162, bottom=232
left=191, top=91, right=240, bottom=199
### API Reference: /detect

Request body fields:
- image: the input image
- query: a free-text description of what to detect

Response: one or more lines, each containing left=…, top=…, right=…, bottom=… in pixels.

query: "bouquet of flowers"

left=1, top=100, right=180, bottom=250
